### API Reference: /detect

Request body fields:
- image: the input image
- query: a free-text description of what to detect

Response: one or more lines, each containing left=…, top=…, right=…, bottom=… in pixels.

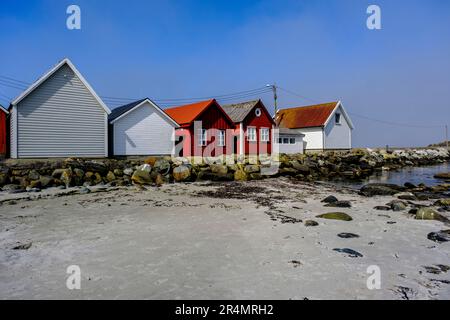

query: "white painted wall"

left=277, top=134, right=304, bottom=154
left=113, top=101, right=175, bottom=156
left=324, top=105, right=352, bottom=150
left=297, top=127, right=324, bottom=150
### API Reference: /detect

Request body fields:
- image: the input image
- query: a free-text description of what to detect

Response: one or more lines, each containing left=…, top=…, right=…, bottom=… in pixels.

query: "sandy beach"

left=0, top=178, right=449, bottom=300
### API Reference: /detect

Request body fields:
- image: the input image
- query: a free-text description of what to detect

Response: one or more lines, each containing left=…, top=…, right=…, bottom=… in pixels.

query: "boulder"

left=123, top=168, right=134, bottom=176
left=113, top=169, right=123, bottom=177
left=0, top=172, right=9, bottom=186
left=427, top=230, right=450, bottom=243
left=154, top=173, right=164, bottom=187
left=304, top=220, right=319, bottom=227
left=106, top=171, right=116, bottom=182
left=131, top=169, right=152, bottom=185
left=60, top=168, right=73, bottom=188
left=244, top=165, right=260, bottom=174
left=144, top=156, right=158, bottom=166
left=153, top=159, right=171, bottom=175
left=435, top=199, right=450, bottom=207
left=324, top=201, right=352, bottom=208
left=137, top=164, right=152, bottom=172
left=387, top=200, right=407, bottom=211
left=321, top=196, right=339, bottom=203
left=210, top=164, right=228, bottom=176
left=28, top=170, right=40, bottom=181
left=435, top=173, right=450, bottom=179
left=290, top=161, right=311, bottom=174
left=173, top=165, right=191, bottom=182
left=359, top=183, right=406, bottom=197
left=415, top=207, right=448, bottom=222
left=234, top=170, right=248, bottom=181
left=316, top=212, right=353, bottom=221
left=396, top=192, right=417, bottom=201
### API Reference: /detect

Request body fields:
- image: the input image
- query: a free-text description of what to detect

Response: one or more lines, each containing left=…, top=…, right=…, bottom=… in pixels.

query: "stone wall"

left=0, top=148, right=449, bottom=192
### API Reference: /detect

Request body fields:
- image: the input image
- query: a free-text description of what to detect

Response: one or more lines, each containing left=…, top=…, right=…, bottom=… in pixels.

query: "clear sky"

left=1, top=0, right=449, bottom=147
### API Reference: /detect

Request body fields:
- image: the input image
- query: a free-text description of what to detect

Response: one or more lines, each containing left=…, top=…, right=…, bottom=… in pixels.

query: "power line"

left=277, top=86, right=321, bottom=104
left=0, top=80, right=27, bottom=91
left=0, top=75, right=31, bottom=86
left=348, top=112, right=444, bottom=129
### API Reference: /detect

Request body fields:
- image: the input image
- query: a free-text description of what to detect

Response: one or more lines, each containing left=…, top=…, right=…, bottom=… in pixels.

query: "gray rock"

left=333, top=248, right=363, bottom=258
left=387, top=200, right=407, bottom=211
left=28, top=170, right=40, bottom=181
left=154, top=159, right=171, bottom=175
left=321, top=195, right=338, bottom=204
left=374, top=206, right=391, bottom=211
left=173, top=165, right=191, bottom=182
left=427, top=230, right=450, bottom=243
left=337, top=233, right=360, bottom=239
left=304, top=220, right=319, bottom=227
left=359, top=183, right=406, bottom=197
left=324, top=201, right=352, bottom=208
left=123, top=168, right=134, bottom=176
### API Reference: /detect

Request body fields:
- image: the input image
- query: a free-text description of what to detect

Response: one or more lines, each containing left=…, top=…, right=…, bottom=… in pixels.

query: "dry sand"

left=0, top=178, right=449, bottom=300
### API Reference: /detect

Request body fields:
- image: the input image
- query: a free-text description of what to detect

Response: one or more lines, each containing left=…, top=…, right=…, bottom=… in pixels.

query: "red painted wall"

left=176, top=102, right=235, bottom=157
left=242, top=102, right=274, bottom=155
left=0, top=111, right=6, bottom=156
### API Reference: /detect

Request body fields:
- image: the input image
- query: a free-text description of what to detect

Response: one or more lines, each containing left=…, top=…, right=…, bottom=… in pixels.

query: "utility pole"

left=267, top=84, right=278, bottom=116
left=446, top=124, right=449, bottom=150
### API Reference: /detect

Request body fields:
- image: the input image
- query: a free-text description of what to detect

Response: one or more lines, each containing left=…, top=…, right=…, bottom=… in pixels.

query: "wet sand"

left=0, top=178, right=449, bottom=299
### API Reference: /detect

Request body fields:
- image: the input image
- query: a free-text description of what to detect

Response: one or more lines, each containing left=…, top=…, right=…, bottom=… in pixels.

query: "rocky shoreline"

left=0, top=148, right=449, bottom=193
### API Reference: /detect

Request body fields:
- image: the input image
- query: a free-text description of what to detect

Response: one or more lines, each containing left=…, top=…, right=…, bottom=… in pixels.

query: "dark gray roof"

left=222, top=100, right=260, bottom=123
left=109, top=98, right=147, bottom=122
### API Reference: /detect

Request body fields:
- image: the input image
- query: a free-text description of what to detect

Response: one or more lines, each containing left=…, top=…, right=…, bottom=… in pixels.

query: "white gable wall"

left=13, top=64, right=108, bottom=158
left=113, top=101, right=175, bottom=156
left=296, top=127, right=324, bottom=150
left=324, top=105, right=352, bottom=150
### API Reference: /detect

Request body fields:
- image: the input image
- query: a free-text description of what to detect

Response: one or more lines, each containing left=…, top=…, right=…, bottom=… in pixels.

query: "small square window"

left=289, top=138, right=296, bottom=144
left=278, top=137, right=283, bottom=144
left=283, top=138, right=289, bottom=144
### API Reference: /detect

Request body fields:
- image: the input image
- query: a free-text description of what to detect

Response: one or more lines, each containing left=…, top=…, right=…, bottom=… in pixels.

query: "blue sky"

left=1, top=0, right=450, bottom=147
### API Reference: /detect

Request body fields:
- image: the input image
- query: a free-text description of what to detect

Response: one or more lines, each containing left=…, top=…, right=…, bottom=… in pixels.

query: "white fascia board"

left=11, top=58, right=111, bottom=115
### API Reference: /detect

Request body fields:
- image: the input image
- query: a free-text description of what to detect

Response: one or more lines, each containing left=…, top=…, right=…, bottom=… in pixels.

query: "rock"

left=123, top=168, right=134, bottom=176
left=404, top=182, right=417, bottom=189
left=13, top=242, right=32, bottom=250
left=154, top=173, right=164, bottom=186
left=60, top=168, right=73, bottom=188
left=106, top=171, right=116, bottom=182
left=337, top=233, right=360, bottom=239
left=415, top=207, right=448, bottom=222
left=374, top=206, right=391, bottom=211
left=28, top=170, right=40, bottom=181
left=321, top=195, right=338, bottom=204
left=244, top=165, right=260, bottom=174
left=2, top=184, right=23, bottom=193
left=173, top=165, right=191, bottom=182
left=26, top=187, right=40, bottom=193
left=137, top=164, right=152, bottom=172
left=396, top=192, right=417, bottom=201
left=278, top=168, right=298, bottom=176
left=249, top=173, right=263, bottom=180
left=153, top=159, right=171, bottom=175
left=131, top=169, right=152, bottom=185
left=78, top=186, right=91, bottom=194
left=359, top=183, right=406, bottom=197
left=144, top=156, right=158, bottom=166
left=234, top=170, right=248, bottom=181
left=435, top=199, right=450, bottom=207
left=113, top=169, right=123, bottom=177
left=427, top=230, right=450, bottom=243
left=387, top=200, right=407, bottom=211
left=324, top=201, right=352, bottom=208
left=333, top=248, right=363, bottom=258
left=52, top=168, right=66, bottom=179
left=304, top=220, right=319, bottom=227
left=93, top=173, right=103, bottom=185
left=210, top=164, right=228, bottom=176
left=290, top=161, right=311, bottom=174
left=435, top=173, right=450, bottom=179
left=316, top=212, right=353, bottom=221
left=0, top=173, right=9, bottom=186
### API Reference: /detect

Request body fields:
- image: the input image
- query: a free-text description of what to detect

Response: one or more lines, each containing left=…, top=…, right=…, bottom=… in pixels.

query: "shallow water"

left=334, top=162, right=450, bottom=189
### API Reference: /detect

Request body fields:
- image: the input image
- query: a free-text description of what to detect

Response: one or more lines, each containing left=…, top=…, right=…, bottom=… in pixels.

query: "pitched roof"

left=109, top=98, right=147, bottom=122
left=0, top=104, right=7, bottom=114
left=164, top=99, right=225, bottom=126
left=11, top=58, right=111, bottom=114
left=276, top=102, right=339, bottom=129
left=222, top=100, right=260, bottom=123
left=109, top=98, right=179, bottom=127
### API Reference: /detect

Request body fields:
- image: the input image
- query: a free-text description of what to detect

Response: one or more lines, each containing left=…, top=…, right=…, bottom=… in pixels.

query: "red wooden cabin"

left=222, top=100, right=275, bottom=155
left=165, top=99, right=235, bottom=157
left=0, top=106, right=7, bottom=158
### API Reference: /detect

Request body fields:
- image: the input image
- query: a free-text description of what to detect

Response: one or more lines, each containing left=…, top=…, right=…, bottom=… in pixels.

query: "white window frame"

left=198, top=129, right=207, bottom=146
left=218, top=130, right=225, bottom=147
left=260, top=128, right=270, bottom=142
left=247, top=127, right=257, bottom=142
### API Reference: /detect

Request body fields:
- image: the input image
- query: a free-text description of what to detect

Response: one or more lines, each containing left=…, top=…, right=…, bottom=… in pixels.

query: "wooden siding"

left=10, top=106, right=17, bottom=158
left=112, top=101, right=175, bottom=156
left=243, top=102, right=273, bottom=155
left=0, top=111, right=6, bottom=155
left=15, top=64, right=107, bottom=158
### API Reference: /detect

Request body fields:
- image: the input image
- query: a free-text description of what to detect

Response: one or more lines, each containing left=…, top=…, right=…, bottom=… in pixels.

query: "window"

left=247, top=127, right=256, bottom=142
left=260, top=128, right=270, bottom=142
left=289, top=138, right=296, bottom=144
left=278, top=137, right=283, bottom=144
left=255, top=108, right=262, bottom=117
left=218, top=130, right=225, bottom=147
left=283, top=137, right=289, bottom=144
left=335, top=113, right=341, bottom=125
left=198, top=129, right=207, bottom=146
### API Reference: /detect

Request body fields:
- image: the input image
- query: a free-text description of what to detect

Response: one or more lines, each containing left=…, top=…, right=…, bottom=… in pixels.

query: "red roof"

left=165, top=99, right=216, bottom=126
left=275, top=102, right=338, bottom=129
